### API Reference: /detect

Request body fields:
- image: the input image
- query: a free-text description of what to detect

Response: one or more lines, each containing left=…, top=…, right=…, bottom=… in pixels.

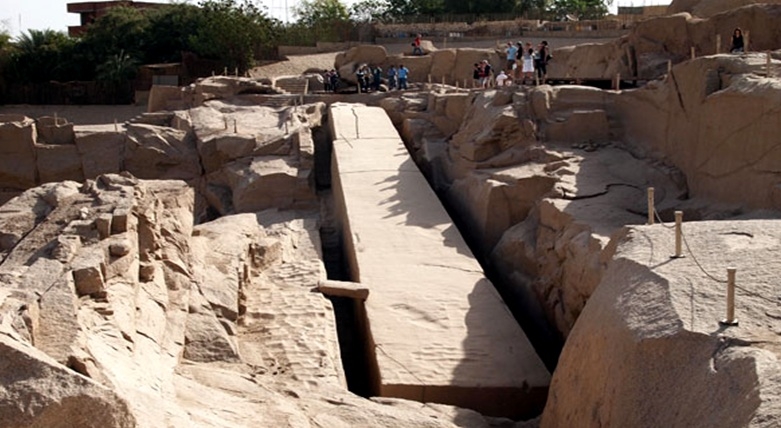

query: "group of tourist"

left=323, top=69, right=341, bottom=92
left=497, top=40, right=552, bottom=86
left=326, top=63, right=410, bottom=93
left=323, top=27, right=749, bottom=94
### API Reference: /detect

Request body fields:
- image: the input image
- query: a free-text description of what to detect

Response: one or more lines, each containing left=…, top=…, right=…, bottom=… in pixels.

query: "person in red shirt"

left=412, top=34, right=423, bottom=55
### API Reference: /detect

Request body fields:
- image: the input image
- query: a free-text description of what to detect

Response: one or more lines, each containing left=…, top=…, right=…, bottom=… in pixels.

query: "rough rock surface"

left=0, top=174, right=514, bottom=427
left=0, top=97, right=319, bottom=218
left=385, top=85, right=687, bottom=337
left=541, top=221, right=781, bottom=427
left=548, top=4, right=781, bottom=79
left=615, top=54, right=781, bottom=211
left=668, top=0, right=781, bottom=17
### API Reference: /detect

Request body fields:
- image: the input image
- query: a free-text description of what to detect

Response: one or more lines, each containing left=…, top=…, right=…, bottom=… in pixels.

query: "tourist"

left=397, top=64, right=409, bottom=90
left=329, top=70, right=340, bottom=92
left=495, top=70, right=510, bottom=86
left=412, top=34, right=423, bottom=56
left=323, top=69, right=332, bottom=92
left=536, top=41, right=551, bottom=84
left=521, top=42, right=535, bottom=84
left=480, top=60, right=492, bottom=88
left=473, top=63, right=481, bottom=88
left=387, top=65, right=397, bottom=90
left=730, top=28, right=745, bottom=53
left=356, top=65, right=370, bottom=92
left=505, top=42, right=519, bottom=72
left=372, top=65, right=382, bottom=91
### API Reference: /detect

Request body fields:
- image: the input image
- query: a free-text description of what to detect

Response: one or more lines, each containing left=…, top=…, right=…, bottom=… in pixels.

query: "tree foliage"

left=9, top=29, right=80, bottom=83
left=548, top=0, right=609, bottom=19
left=349, top=0, right=391, bottom=22
left=0, top=0, right=279, bottom=90
left=294, top=0, right=350, bottom=27
left=189, top=0, right=279, bottom=71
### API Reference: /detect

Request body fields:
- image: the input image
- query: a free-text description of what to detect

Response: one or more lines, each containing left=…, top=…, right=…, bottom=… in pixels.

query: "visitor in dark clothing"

left=731, top=27, right=745, bottom=53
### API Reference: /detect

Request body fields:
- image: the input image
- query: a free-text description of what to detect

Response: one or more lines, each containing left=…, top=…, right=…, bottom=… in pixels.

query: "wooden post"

left=690, top=46, right=696, bottom=60
left=428, top=74, right=432, bottom=84
left=456, top=79, right=460, bottom=88
left=668, top=60, right=672, bottom=75
left=673, top=211, right=684, bottom=258
left=745, top=30, right=750, bottom=52
left=441, top=75, right=445, bottom=85
left=443, top=37, right=447, bottom=49
left=614, top=73, right=621, bottom=90
left=233, top=119, right=237, bottom=133
left=223, top=67, right=227, bottom=76
left=54, top=112, right=58, bottom=126
left=464, top=79, right=467, bottom=88
left=234, top=67, right=238, bottom=76
left=720, top=268, right=739, bottom=326
left=647, top=187, right=655, bottom=225
left=766, top=51, right=772, bottom=76
left=114, top=118, right=118, bottom=132
left=716, top=34, right=721, bottom=54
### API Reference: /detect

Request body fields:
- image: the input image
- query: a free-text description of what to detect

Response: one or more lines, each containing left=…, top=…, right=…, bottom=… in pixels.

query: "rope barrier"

left=652, top=206, right=779, bottom=304
left=652, top=207, right=675, bottom=230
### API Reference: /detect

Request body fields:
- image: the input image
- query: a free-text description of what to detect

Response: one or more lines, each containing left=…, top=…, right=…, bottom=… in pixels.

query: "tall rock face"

left=548, top=4, right=781, bottom=79
left=541, top=221, right=781, bottom=427
left=617, top=55, right=781, bottom=211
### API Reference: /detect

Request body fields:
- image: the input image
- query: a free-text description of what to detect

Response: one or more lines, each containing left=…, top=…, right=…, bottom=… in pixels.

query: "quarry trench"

left=312, top=103, right=557, bottom=418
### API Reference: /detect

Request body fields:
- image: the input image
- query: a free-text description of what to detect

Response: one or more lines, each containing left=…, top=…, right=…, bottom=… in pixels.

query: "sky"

left=2, top=0, right=671, bottom=37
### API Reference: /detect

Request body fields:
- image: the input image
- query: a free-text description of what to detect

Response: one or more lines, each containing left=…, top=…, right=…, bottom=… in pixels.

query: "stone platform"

left=328, top=103, right=550, bottom=419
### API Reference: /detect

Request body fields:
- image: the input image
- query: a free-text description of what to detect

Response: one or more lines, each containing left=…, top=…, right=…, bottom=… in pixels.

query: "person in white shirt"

left=495, top=70, right=510, bottom=86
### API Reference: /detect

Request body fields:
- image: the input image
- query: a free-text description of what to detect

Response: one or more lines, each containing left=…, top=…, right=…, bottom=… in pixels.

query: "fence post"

left=673, top=211, right=684, bottom=258
left=428, top=74, right=432, bottom=84
left=766, top=52, right=772, bottom=76
left=114, top=118, right=118, bottom=133
left=690, top=46, right=696, bottom=60
left=745, top=30, right=750, bottom=52
left=716, top=34, right=721, bottom=54
left=442, top=75, right=445, bottom=85
left=647, top=187, right=655, bottom=225
left=233, top=119, right=237, bottom=134
left=720, top=268, right=739, bottom=326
